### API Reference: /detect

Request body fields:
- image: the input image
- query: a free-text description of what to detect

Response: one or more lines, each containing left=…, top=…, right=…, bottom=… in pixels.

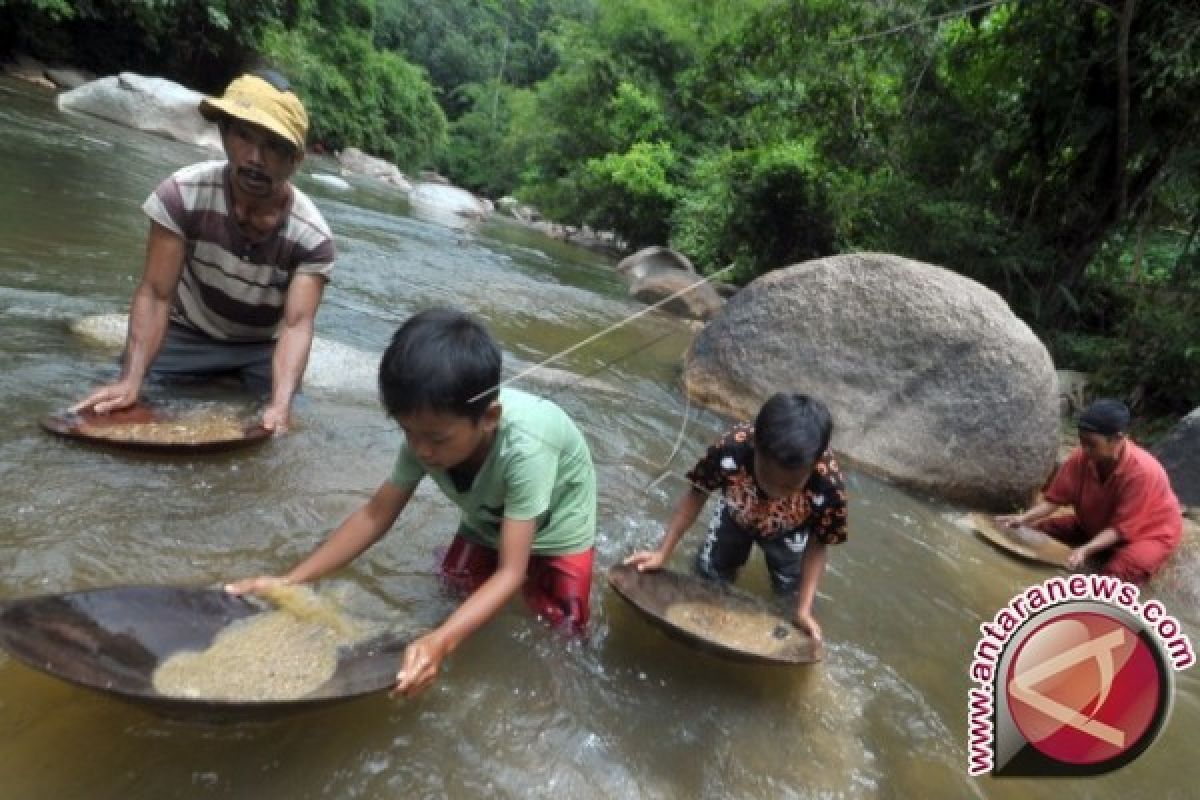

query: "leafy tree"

left=672, top=142, right=837, bottom=283
left=262, top=17, right=447, bottom=168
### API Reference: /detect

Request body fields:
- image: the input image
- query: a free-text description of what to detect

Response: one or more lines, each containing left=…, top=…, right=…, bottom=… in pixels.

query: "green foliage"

left=1092, top=287, right=1200, bottom=415
left=374, top=0, right=590, bottom=117
left=438, top=82, right=532, bottom=195
left=606, top=82, right=669, bottom=149
left=671, top=141, right=837, bottom=283
left=579, top=140, right=678, bottom=248
left=0, top=0, right=74, bottom=19
left=262, top=22, right=447, bottom=168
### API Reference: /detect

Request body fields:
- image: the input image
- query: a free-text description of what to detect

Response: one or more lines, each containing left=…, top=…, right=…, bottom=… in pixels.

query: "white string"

left=469, top=265, right=734, bottom=403
left=647, top=386, right=694, bottom=491
left=831, top=0, right=1009, bottom=45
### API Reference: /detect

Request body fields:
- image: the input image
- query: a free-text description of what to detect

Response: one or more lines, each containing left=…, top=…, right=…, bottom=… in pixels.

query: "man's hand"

left=224, top=575, right=289, bottom=596
left=995, top=514, right=1023, bottom=529
left=392, top=632, right=449, bottom=699
left=795, top=608, right=823, bottom=643
left=1066, top=547, right=1090, bottom=571
left=71, top=379, right=141, bottom=415
left=261, top=402, right=290, bottom=434
left=624, top=550, right=667, bottom=572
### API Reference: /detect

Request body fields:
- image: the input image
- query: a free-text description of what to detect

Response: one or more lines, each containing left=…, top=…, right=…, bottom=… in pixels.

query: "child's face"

left=397, top=405, right=500, bottom=471
left=753, top=452, right=813, bottom=500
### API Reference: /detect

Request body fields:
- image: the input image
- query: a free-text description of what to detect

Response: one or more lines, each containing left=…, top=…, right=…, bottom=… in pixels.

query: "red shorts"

left=439, top=534, right=593, bottom=633
left=1036, top=515, right=1176, bottom=585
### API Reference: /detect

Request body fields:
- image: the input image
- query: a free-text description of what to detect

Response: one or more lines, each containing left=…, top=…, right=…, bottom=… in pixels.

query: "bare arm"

left=793, top=537, right=828, bottom=641
left=72, top=222, right=184, bottom=413
left=624, top=487, right=709, bottom=571
left=1067, top=527, right=1122, bottom=571
left=226, top=481, right=414, bottom=593
left=997, top=499, right=1062, bottom=529
left=394, top=517, right=536, bottom=697
left=262, top=273, right=325, bottom=432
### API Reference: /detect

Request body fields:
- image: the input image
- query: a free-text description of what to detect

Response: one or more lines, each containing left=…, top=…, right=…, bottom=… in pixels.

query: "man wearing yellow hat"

left=73, top=70, right=334, bottom=433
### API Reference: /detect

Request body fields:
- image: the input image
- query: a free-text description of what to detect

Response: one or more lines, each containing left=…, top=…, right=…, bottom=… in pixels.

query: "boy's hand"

left=624, top=550, right=667, bottom=572
left=995, top=514, right=1023, bottom=529
left=794, top=609, right=823, bottom=643
left=1066, top=547, right=1090, bottom=571
left=392, top=632, right=449, bottom=699
left=224, top=575, right=289, bottom=596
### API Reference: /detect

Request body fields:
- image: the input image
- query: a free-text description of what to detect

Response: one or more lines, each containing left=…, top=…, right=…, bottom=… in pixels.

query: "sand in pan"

left=152, top=586, right=369, bottom=702
left=663, top=601, right=795, bottom=658
left=79, top=410, right=245, bottom=444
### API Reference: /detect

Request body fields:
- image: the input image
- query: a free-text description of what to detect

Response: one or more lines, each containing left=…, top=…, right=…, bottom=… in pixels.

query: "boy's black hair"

left=379, top=308, right=502, bottom=422
left=754, top=393, right=833, bottom=469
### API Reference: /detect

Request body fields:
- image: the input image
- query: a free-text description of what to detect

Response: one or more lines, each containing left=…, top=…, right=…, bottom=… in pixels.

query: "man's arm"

left=997, top=499, right=1062, bottom=529
left=394, top=517, right=536, bottom=697
left=262, top=272, right=325, bottom=432
left=1067, top=527, right=1122, bottom=571
left=73, top=222, right=184, bottom=413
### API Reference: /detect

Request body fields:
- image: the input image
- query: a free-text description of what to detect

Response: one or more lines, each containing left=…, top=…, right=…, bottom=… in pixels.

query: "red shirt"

left=1044, top=440, right=1182, bottom=546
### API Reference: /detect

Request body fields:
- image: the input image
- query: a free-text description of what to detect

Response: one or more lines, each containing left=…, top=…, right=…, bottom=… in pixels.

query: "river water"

left=1, top=76, right=1197, bottom=799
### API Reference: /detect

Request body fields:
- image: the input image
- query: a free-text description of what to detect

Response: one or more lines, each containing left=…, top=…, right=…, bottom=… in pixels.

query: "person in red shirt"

left=998, top=398, right=1183, bottom=584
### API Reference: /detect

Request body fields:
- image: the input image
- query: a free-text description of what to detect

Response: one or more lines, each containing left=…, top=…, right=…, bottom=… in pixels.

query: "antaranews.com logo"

left=968, top=574, right=1195, bottom=777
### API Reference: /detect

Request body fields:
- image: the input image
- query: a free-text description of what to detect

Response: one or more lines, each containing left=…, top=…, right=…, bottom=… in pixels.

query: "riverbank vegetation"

left=2, top=0, right=1197, bottom=418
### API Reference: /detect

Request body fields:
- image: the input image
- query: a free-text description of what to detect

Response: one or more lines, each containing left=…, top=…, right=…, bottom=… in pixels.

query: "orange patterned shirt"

left=686, top=424, right=849, bottom=543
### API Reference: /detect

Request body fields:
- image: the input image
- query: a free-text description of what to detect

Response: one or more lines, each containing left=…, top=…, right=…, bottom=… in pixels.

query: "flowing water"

left=1, top=76, right=1197, bottom=799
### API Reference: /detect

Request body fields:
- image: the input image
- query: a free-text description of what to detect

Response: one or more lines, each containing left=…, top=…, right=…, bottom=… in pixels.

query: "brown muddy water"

left=1, top=76, right=1197, bottom=799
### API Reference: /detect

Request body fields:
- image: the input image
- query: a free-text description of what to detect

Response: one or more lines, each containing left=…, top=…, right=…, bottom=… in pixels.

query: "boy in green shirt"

left=228, top=309, right=597, bottom=697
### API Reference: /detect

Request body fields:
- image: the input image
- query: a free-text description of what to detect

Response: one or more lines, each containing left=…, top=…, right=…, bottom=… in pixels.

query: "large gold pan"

left=970, top=513, right=1071, bottom=568
left=607, top=563, right=821, bottom=665
left=0, top=587, right=406, bottom=720
left=40, top=403, right=269, bottom=454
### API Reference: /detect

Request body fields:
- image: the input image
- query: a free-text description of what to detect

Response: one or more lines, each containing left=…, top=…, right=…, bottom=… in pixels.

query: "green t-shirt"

left=389, top=388, right=596, bottom=556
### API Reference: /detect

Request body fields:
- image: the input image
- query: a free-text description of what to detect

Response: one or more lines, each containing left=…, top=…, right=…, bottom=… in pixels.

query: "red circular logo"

left=1005, top=611, right=1163, bottom=765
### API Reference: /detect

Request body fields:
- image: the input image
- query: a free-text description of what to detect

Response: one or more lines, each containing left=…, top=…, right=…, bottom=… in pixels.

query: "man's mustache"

left=237, top=167, right=270, bottom=182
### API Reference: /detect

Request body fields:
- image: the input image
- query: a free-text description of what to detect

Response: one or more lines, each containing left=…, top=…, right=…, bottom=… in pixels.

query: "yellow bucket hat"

left=199, top=73, right=308, bottom=152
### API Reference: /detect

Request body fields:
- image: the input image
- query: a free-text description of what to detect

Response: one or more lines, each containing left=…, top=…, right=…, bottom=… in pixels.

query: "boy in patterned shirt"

left=625, top=393, right=848, bottom=642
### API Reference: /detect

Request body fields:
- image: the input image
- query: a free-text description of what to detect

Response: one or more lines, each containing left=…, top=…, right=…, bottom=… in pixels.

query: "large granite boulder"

left=335, top=147, right=411, bottom=190
left=57, top=73, right=221, bottom=150
left=616, top=246, right=696, bottom=281
left=308, top=173, right=352, bottom=192
left=683, top=252, right=1059, bottom=508
left=615, top=246, right=721, bottom=320
left=630, top=270, right=724, bottom=321
left=1154, top=408, right=1200, bottom=509
left=409, top=182, right=490, bottom=229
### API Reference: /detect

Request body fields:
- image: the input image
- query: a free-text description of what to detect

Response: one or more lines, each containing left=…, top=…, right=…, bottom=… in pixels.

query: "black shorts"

left=137, top=322, right=275, bottom=395
left=694, top=498, right=810, bottom=595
